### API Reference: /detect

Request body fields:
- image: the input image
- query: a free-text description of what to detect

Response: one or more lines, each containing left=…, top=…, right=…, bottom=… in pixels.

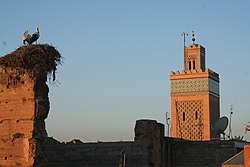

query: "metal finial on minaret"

left=181, top=32, right=188, bottom=58
left=192, top=31, right=195, bottom=44
left=181, top=32, right=188, bottom=47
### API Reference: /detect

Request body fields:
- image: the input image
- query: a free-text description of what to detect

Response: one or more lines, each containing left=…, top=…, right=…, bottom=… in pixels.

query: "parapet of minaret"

left=0, top=44, right=61, bottom=166
left=170, top=68, right=219, bottom=81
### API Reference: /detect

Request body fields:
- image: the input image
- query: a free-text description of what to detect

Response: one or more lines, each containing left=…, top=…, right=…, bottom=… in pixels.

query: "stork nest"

left=0, top=44, right=62, bottom=81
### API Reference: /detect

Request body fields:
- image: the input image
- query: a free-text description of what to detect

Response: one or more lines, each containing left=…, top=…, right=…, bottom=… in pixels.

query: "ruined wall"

left=134, top=119, right=165, bottom=167
left=134, top=119, right=243, bottom=167
left=167, top=139, right=238, bottom=167
left=43, top=138, right=150, bottom=167
left=0, top=67, right=49, bottom=166
left=43, top=119, right=164, bottom=167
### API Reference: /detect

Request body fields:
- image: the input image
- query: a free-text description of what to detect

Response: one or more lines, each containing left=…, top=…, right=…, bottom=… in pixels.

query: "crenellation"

left=171, top=68, right=212, bottom=76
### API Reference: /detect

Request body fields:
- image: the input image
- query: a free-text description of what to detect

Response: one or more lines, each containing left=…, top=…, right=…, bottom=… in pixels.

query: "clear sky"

left=0, top=1, right=250, bottom=142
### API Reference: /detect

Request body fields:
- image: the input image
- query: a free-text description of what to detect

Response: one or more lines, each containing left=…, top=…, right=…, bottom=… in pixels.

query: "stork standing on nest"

left=23, top=27, right=40, bottom=45
left=23, top=30, right=31, bottom=45
left=31, top=27, right=40, bottom=44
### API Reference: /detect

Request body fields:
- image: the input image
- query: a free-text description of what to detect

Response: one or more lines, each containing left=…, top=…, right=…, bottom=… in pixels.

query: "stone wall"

left=0, top=67, right=48, bottom=166
left=166, top=138, right=239, bottom=167
left=134, top=120, right=242, bottom=167
left=43, top=118, right=243, bottom=167
left=134, top=119, right=165, bottom=167
left=44, top=138, right=150, bottom=167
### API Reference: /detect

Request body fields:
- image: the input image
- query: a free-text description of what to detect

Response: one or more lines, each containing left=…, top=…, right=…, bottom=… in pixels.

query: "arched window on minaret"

left=189, top=61, right=192, bottom=70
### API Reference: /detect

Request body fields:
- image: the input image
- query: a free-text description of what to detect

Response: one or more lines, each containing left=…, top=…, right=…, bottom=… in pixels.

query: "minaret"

left=170, top=32, right=220, bottom=140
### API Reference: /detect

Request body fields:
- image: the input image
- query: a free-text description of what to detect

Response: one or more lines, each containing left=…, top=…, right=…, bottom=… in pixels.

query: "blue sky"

left=1, top=1, right=250, bottom=142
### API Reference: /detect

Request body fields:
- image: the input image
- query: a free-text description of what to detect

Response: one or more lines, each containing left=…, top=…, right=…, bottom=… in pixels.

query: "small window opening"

left=195, top=111, right=198, bottom=120
left=193, top=61, right=195, bottom=69
left=189, top=61, right=192, bottom=70
left=183, top=112, right=185, bottom=121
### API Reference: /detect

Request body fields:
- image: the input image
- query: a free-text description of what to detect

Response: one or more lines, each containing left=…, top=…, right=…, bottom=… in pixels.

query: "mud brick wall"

left=0, top=67, right=49, bottom=166
left=168, top=139, right=238, bottom=167
left=134, top=119, right=165, bottom=167
left=44, top=138, right=150, bottom=167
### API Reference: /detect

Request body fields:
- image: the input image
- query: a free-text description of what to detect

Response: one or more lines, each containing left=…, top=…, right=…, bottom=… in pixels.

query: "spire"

left=192, top=31, right=195, bottom=44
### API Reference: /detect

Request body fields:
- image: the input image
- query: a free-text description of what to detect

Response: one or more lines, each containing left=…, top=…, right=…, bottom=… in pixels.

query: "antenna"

left=192, top=31, right=195, bottom=44
left=166, top=112, right=170, bottom=137
left=181, top=32, right=188, bottom=47
left=214, top=116, right=229, bottom=140
left=181, top=32, right=188, bottom=69
left=229, top=105, right=233, bottom=139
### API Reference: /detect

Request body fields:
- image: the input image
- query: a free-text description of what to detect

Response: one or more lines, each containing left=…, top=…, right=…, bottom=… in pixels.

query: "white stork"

left=31, top=27, right=40, bottom=44
left=23, top=30, right=32, bottom=45
left=22, top=27, right=40, bottom=45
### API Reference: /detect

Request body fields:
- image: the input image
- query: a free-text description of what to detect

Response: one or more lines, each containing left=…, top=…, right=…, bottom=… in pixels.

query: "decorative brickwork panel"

left=186, top=53, right=197, bottom=60
left=175, top=100, right=204, bottom=140
left=171, top=78, right=208, bottom=93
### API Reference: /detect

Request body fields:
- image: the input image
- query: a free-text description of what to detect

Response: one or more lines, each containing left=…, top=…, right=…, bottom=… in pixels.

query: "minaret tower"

left=170, top=32, right=220, bottom=140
